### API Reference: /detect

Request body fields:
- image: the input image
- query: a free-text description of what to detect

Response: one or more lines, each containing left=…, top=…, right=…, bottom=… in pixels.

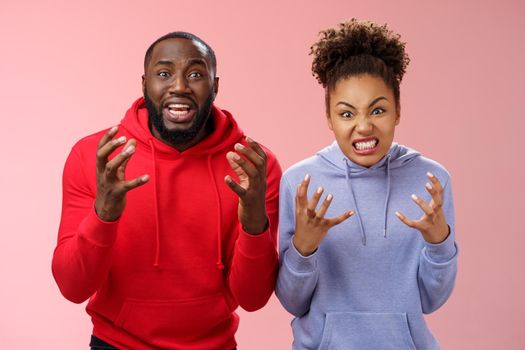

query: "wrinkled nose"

left=355, top=116, right=373, bottom=135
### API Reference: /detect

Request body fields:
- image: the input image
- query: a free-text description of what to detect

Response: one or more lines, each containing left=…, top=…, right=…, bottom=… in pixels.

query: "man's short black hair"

left=144, top=31, right=217, bottom=75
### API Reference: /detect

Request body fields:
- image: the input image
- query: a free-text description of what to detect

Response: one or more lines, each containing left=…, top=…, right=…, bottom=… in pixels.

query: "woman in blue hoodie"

left=276, top=19, right=458, bottom=350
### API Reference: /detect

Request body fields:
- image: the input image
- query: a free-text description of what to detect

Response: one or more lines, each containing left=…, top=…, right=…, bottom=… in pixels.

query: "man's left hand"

left=225, top=137, right=268, bottom=235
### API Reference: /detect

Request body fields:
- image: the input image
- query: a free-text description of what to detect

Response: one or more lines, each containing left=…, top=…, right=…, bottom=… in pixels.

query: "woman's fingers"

left=395, top=211, right=418, bottom=229
left=296, top=174, right=311, bottom=209
left=307, top=187, right=324, bottom=217
left=327, top=210, right=354, bottom=227
left=411, top=194, right=434, bottom=216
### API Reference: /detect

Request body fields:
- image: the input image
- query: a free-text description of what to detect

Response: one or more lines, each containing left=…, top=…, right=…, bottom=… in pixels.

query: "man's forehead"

left=150, top=38, right=210, bottom=65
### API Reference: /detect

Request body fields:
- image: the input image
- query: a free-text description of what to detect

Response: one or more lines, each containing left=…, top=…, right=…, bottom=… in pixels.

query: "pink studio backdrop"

left=0, top=0, right=523, bottom=348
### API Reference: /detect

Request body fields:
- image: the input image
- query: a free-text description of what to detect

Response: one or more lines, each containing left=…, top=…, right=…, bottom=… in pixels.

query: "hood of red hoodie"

left=119, top=97, right=244, bottom=158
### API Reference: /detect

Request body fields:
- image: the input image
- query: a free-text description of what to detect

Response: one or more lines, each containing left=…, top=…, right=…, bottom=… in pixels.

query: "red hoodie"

left=52, top=98, right=281, bottom=349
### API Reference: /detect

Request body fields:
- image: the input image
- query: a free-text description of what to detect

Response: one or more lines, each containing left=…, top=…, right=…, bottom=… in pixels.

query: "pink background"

left=1, top=0, right=523, bottom=348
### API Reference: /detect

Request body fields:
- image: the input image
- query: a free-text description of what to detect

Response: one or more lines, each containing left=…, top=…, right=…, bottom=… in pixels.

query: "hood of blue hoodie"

left=316, top=141, right=421, bottom=245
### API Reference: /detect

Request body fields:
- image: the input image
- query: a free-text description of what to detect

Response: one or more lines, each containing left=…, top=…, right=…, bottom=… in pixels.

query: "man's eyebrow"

left=154, top=59, right=174, bottom=66
left=153, top=58, right=208, bottom=68
left=186, top=58, right=208, bottom=67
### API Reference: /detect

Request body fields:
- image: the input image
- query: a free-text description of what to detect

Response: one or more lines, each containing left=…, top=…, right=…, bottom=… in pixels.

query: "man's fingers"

left=245, top=137, right=267, bottom=161
left=226, top=152, right=258, bottom=179
left=395, top=211, right=418, bottom=229
left=315, top=193, right=333, bottom=219
left=327, top=210, right=354, bottom=227
left=411, top=194, right=433, bottom=216
left=122, top=174, right=150, bottom=192
left=97, top=126, right=119, bottom=149
left=234, top=142, right=266, bottom=174
left=97, top=135, right=128, bottom=173
left=104, top=141, right=136, bottom=178
left=224, top=175, right=247, bottom=197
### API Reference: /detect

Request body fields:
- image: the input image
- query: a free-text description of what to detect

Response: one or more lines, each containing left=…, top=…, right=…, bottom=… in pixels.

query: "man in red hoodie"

left=52, top=32, right=281, bottom=350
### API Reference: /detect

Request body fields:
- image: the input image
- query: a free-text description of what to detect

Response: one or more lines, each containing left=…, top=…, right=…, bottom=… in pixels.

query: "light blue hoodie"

left=276, top=142, right=458, bottom=350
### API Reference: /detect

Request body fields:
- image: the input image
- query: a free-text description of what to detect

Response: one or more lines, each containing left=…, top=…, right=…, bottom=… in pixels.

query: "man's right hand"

left=94, top=126, right=149, bottom=222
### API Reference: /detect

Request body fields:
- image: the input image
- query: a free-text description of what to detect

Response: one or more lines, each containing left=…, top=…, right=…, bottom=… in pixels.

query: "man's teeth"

left=167, top=103, right=190, bottom=110
left=354, top=140, right=377, bottom=150
left=168, top=110, right=189, bottom=116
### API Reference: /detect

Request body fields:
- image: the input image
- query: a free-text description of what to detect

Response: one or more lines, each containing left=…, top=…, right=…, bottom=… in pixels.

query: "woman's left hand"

left=395, top=172, right=450, bottom=244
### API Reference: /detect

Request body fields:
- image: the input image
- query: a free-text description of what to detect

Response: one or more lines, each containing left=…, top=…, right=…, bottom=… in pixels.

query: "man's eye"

left=158, top=71, right=170, bottom=78
left=189, top=72, right=202, bottom=78
left=372, top=108, right=385, bottom=115
left=341, top=111, right=354, bottom=119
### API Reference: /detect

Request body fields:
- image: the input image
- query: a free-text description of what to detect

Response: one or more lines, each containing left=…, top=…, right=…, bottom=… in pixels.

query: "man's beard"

left=144, top=91, right=214, bottom=145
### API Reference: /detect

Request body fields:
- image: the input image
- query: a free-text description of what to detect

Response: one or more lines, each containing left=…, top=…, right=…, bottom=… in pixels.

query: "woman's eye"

left=372, top=108, right=385, bottom=115
left=341, top=111, right=353, bottom=119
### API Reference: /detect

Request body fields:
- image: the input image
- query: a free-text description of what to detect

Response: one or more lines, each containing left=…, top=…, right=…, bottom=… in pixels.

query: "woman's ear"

left=395, top=102, right=401, bottom=126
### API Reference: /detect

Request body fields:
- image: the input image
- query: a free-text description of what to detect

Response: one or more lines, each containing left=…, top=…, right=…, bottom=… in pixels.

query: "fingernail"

left=110, top=126, right=118, bottom=133
left=124, top=145, right=135, bottom=155
left=142, top=175, right=149, bottom=182
left=425, top=183, right=432, bottom=190
left=116, top=136, right=127, bottom=144
left=235, top=143, right=244, bottom=150
left=411, top=194, right=418, bottom=200
left=395, top=211, right=401, bottom=217
left=316, top=187, right=323, bottom=194
left=230, top=152, right=240, bottom=161
left=327, top=194, right=333, bottom=201
left=427, top=172, right=434, bottom=178
left=246, top=136, right=253, bottom=143
left=304, top=174, right=310, bottom=181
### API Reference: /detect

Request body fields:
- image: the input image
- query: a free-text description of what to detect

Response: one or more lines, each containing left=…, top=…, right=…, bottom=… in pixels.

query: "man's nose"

left=169, top=74, right=190, bottom=94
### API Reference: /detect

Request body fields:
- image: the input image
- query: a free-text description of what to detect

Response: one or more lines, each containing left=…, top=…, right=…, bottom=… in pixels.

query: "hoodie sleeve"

left=226, top=150, right=281, bottom=312
left=275, top=175, right=320, bottom=317
left=52, top=146, right=118, bottom=304
left=418, top=176, right=458, bottom=314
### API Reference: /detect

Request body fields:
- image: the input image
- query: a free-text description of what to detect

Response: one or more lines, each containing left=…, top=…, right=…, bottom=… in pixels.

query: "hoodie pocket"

left=115, top=293, right=231, bottom=343
left=318, top=312, right=417, bottom=350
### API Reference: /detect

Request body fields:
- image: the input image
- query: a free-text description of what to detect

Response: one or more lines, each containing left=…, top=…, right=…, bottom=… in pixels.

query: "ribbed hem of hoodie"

left=284, top=238, right=318, bottom=274
left=236, top=223, right=276, bottom=258
left=423, top=228, right=457, bottom=263
left=78, top=207, right=119, bottom=248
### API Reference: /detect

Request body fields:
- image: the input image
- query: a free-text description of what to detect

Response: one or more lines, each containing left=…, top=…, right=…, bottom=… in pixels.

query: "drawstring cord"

left=207, top=154, right=225, bottom=270
left=148, top=139, right=161, bottom=268
left=344, top=159, right=367, bottom=246
left=383, top=155, right=392, bottom=238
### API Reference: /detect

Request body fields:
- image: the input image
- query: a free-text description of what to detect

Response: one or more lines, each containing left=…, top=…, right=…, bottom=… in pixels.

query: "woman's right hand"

left=292, top=174, right=353, bottom=256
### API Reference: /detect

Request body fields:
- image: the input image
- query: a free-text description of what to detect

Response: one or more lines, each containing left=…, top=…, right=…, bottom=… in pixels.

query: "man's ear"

left=142, top=75, right=146, bottom=94
left=213, top=77, right=219, bottom=96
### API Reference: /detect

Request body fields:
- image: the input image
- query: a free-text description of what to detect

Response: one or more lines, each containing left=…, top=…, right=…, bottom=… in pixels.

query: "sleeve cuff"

left=424, top=228, right=457, bottom=263
left=236, top=223, right=276, bottom=258
left=284, top=238, right=318, bottom=273
left=78, top=207, right=119, bottom=247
